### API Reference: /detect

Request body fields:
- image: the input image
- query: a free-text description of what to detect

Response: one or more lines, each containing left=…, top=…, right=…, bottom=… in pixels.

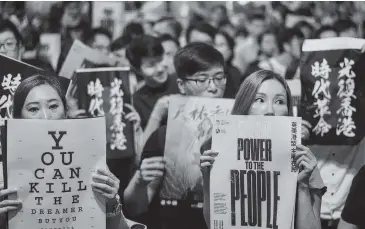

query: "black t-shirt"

left=138, top=126, right=208, bottom=229
left=133, top=76, right=179, bottom=130
left=341, top=166, right=365, bottom=229
left=223, top=64, right=241, bottom=99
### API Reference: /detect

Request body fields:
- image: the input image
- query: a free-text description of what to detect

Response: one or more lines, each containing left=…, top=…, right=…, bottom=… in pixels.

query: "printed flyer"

left=3, top=118, right=107, bottom=229
left=210, top=115, right=301, bottom=229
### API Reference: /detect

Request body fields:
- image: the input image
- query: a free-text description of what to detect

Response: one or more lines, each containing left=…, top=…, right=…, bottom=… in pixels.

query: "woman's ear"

left=177, top=79, right=186, bottom=95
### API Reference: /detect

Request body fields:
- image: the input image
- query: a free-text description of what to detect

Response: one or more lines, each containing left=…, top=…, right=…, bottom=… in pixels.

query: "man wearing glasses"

left=124, top=42, right=226, bottom=229
left=0, top=20, right=24, bottom=60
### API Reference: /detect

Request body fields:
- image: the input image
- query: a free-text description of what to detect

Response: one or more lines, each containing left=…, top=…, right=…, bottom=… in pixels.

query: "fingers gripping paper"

left=211, top=115, right=301, bottom=229
left=4, top=118, right=107, bottom=229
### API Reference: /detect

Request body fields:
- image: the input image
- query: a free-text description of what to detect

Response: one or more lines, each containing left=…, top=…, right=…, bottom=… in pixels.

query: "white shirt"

left=309, top=137, right=365, bottom=220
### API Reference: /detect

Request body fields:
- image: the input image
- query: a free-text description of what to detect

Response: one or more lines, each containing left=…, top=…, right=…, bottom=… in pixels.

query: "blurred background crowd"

left=2, top=1, right=365, bottom=83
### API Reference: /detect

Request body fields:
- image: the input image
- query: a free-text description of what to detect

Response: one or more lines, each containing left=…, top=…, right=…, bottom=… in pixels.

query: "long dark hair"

left=232, top=69, right=293, bottom=116
left=13, top=74, right=67, bottom=118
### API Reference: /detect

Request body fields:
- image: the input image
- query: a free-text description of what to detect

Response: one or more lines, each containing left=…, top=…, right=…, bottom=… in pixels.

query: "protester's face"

left=248, top=19, right=266, bottom=37
left=140, top=56, right=168, bottom=87
left=0, top=30, right=22, bottom=60
left=21, top=84, right=66, bottom=120
left=189, top=30, right=213, bottom=45
left=261, top=34, right=279, bottom=57
left=178, top=66, right=226, bottom=98
left=319, top=30, right=338, bottom=39
left=214, top=34, right=231, bottom=62
left=162, top=40, right=178, bottom=75
left=289, top=36, right=303, bottom=59
left=64, top=2, right=82, bottom=20
left=339, top=28, right=358, bottom=38
left=211, top=7, right=225, bottom=24
left=248, top=79, right=288, bottom=116
left=153, top=21, right=176, bottom=38
left=91, top=34, right=111, bottom=56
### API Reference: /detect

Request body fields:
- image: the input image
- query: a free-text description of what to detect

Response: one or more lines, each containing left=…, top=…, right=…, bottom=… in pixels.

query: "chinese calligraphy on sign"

left=311, top=59, right=332, bottom=137
left=87, top=78, right=105, bottom=116
left=0, top=73, right=22, bottom=118
left=336, top=58, right=356, bottom=137
left=109, top=78, right=127, bottom=151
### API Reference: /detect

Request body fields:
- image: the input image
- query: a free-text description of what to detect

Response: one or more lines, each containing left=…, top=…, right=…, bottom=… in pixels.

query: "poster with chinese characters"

left=300, top=37, right=365, bottom=145
left=59, top=40, right=121, bottom=80
left=3, top=118, right=106, bottom=229
left=210, top=115, right=300, bottom=229
left=160, top=96, right=234, bottom=205
left=75, top=67, right=134, bottom=159
left=92, top=2, right=125, bottom=39
left=0, top=54, right=42, bottom=118
left=287, top=79, right=301, bottom=117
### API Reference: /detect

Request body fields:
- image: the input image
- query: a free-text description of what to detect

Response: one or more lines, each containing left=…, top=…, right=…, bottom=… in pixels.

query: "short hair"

left=257, top=29, right=283, bottom=53
left=185, top=22, right=217, bottom=44
left=294, top=20, right=314, bottom=33
left=122, top=22, right=144, bottom=40
left=110, top=35, right=131, bottom=52
left=13, top=74, right=67, bottom=118
left=0, top=20, right=24, bottom=44
left=232, top=70, right=293, bottom=116
left=159, top=34, right=180, bottom=48
left=334, top=19, right=357, bottom=34
left=126, top=35, right=164, bottom=70
left=279, top=27, right=304, bottom=45
left=85, top=27, right=112, bottom=45
left=174, top=42, right=225, bottom=79
left=215, top=30, right=235, bottom=63
left=155, top=17, right=183, bottom=38
left=314, top=25, right=338, bottom=39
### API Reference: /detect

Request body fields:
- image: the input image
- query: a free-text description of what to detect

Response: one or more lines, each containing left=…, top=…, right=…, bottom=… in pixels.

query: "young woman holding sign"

left=0, top=74, right=130, bottom=229
left=200, top=70, right=326, bottom=229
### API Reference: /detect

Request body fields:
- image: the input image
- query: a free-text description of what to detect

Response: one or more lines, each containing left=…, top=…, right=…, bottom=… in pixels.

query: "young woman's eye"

left=275, top=99, right=286, bottom=105
left=255, top=97, right=264, bottom=103
left=50, top=104, right=59, bottom=110
left=28, top=107, right=39, bottom=113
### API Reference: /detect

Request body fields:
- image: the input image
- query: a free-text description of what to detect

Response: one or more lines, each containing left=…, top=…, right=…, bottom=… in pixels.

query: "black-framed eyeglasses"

left=0, top=39, right=17, bottom=51
left=184, top=74, right=227, bottom=89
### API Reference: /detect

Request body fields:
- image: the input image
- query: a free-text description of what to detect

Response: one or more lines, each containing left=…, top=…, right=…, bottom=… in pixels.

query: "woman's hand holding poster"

left=3, top=118, right=107, bottom=229
left=211, top=115, right=301, bottom=229
left=300, top=37, right=365, bottom=145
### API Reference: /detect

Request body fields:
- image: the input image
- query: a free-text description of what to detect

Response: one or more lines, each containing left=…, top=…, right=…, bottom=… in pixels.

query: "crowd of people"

left=0, top=1, right=365, bottom=229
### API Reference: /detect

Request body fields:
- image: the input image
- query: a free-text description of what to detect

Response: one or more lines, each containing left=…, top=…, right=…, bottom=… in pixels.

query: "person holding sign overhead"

left=0, top=74, right=130, bottom=229
left=200, top=70, right=326, bottom=229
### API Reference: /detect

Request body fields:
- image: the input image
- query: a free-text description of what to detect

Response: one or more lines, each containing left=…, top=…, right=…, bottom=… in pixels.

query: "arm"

left=294, top=145, right=321, bottom=229
left=295, top=184, right=322, bottom=229
left=106, top=196, right=130, bottom=229
left=200, top=149, right=219, bottom=229
left=123, top=169, right=162, bottom=216
left=338, top=218, right=358, bottom=229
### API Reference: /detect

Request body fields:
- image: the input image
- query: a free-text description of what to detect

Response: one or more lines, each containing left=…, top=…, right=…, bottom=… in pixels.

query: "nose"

left=40, top=108, right=51, bottom=119
left=0, top=44, right=6, bottom=53
left=207, top=79, right=218, bottom=92
left=264, top=101, right=275, bottom=116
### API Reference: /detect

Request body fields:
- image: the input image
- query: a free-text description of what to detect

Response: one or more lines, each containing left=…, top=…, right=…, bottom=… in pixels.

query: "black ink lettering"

left=78, top=181, right=87, bottom=191
left=72, top=195, right=80, bottom=204
left=35, top=168, right=44, bottom=179
left=29, top=183, right=39, bottom=193
left=54, top=196, right=62, bottom=205
left=70, top=167, right=81, bottom=178
left=62, top=182, right=71, bottom=193
left=273, top=171, right=280, bottom=229
left=53, top=169, right=64, bottom=179
left=35, top=196, right=43, bottom=205
left=240, top=170, right=248, bottom=226
left=48, top=131, right=67, bottom=150
left=46, top=183, right=54, bottom=193
left=41, top=152, right=54, bottom=166
left=60, top=152, right=74, bottom=165
left=231, top=170, right=239, bottom=226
